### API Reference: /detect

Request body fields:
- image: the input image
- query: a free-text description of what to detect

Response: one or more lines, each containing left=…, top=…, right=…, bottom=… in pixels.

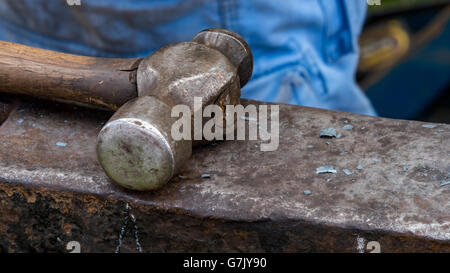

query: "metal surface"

left=136, top=40, right=240, bottom=109
left=192, top=28, right=254, bottom=87
left=0, top=97, right=449, bottom=252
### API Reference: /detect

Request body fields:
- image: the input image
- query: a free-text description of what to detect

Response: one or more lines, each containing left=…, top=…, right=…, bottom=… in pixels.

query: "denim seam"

left=318, top=0, right=355, bottom=63
left=292, top=38, right=329, bottom=97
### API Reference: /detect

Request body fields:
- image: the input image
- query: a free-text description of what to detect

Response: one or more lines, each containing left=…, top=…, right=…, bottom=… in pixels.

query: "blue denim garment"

left=0, top=0, right=376, bottom=115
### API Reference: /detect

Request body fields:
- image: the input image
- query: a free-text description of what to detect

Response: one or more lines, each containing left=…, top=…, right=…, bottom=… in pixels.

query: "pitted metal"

left=0, top=98, right=448, bottom=252
left=136, top=42, right=239, bottom=109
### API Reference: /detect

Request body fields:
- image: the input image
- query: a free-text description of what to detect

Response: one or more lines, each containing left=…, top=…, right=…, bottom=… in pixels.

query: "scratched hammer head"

left=97, top=29, right=253, bottom=191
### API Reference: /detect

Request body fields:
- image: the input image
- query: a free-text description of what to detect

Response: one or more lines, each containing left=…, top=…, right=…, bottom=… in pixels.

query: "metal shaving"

left=320, top=128, right=337, bottom=138
left=316, top=165, right=337, bottom=174
left=343, top=169, right=353, bottom=175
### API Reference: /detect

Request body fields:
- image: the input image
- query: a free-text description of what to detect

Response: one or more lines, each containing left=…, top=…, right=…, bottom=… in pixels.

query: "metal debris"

left=357, top=165, right=363, bottom=170
left=440, top=180, right=450, bottom=187
left=320, top=128, right=337, bottom=138
left=343, top=169, right=353, bottom=175
left=56, top=142, right=67, bottom=147
left=342, top=125, right=354, bottom=130
left=17, top=119, right=24, bottom=125
left=422, top=124, right=437, bottom=129
left=307, top=145, right=314, bottom=149
left=2, top=97, right=449, bottom=253
left=303, top=190, right=312, bottom=195
left=316, top=165, right=337, bottom=174
left=372, top=158, right=380, bottom=163
left=336, top=133, right=342, bottom=139
left=340, top=152, right=348, bottom=156
left=201, top=174, right=211, bottom=179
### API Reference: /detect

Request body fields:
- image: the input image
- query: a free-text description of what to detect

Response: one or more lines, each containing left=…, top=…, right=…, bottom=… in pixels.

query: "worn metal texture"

left=192, top=28, right=254, bottom=87
left=0, top=97, right=448, bottom=253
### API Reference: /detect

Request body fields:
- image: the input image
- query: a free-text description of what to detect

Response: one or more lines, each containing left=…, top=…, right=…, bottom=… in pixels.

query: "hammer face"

left=97, top=96, right=192, bottom=191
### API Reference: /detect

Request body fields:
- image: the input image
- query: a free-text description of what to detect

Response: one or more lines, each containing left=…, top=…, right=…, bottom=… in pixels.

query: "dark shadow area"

left=358, top=1, right=450, bottom=123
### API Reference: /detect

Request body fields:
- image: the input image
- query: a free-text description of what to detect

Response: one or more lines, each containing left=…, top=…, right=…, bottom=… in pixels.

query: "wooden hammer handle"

left=0, top=41, right=141, bottom=110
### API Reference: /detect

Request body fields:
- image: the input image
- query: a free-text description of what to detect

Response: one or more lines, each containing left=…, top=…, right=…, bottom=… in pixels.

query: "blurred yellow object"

left=359, top=20, right=410, bottom=72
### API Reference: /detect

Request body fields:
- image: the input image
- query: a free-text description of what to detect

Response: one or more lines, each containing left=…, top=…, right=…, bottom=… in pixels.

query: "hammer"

left=0, top=29, right=253, bottom=191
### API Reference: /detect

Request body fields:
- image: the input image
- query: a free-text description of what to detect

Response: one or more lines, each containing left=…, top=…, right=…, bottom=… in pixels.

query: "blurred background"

left=358, top=0, right=450, bottom=123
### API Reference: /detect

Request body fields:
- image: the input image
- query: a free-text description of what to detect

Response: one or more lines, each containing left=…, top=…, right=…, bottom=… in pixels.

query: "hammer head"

left=96, top=29, right=253, bottom=191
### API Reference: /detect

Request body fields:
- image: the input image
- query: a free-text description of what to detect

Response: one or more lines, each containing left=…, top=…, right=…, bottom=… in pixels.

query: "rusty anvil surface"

left=0, top=97, right=449, bottom=253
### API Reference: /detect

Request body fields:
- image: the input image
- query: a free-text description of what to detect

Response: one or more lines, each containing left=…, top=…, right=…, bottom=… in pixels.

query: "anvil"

left=0, top=96, right=448, bottom=253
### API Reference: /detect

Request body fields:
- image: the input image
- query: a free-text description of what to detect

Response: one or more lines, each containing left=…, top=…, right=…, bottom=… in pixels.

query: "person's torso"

left=0, top=0, right=375, bottom=115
